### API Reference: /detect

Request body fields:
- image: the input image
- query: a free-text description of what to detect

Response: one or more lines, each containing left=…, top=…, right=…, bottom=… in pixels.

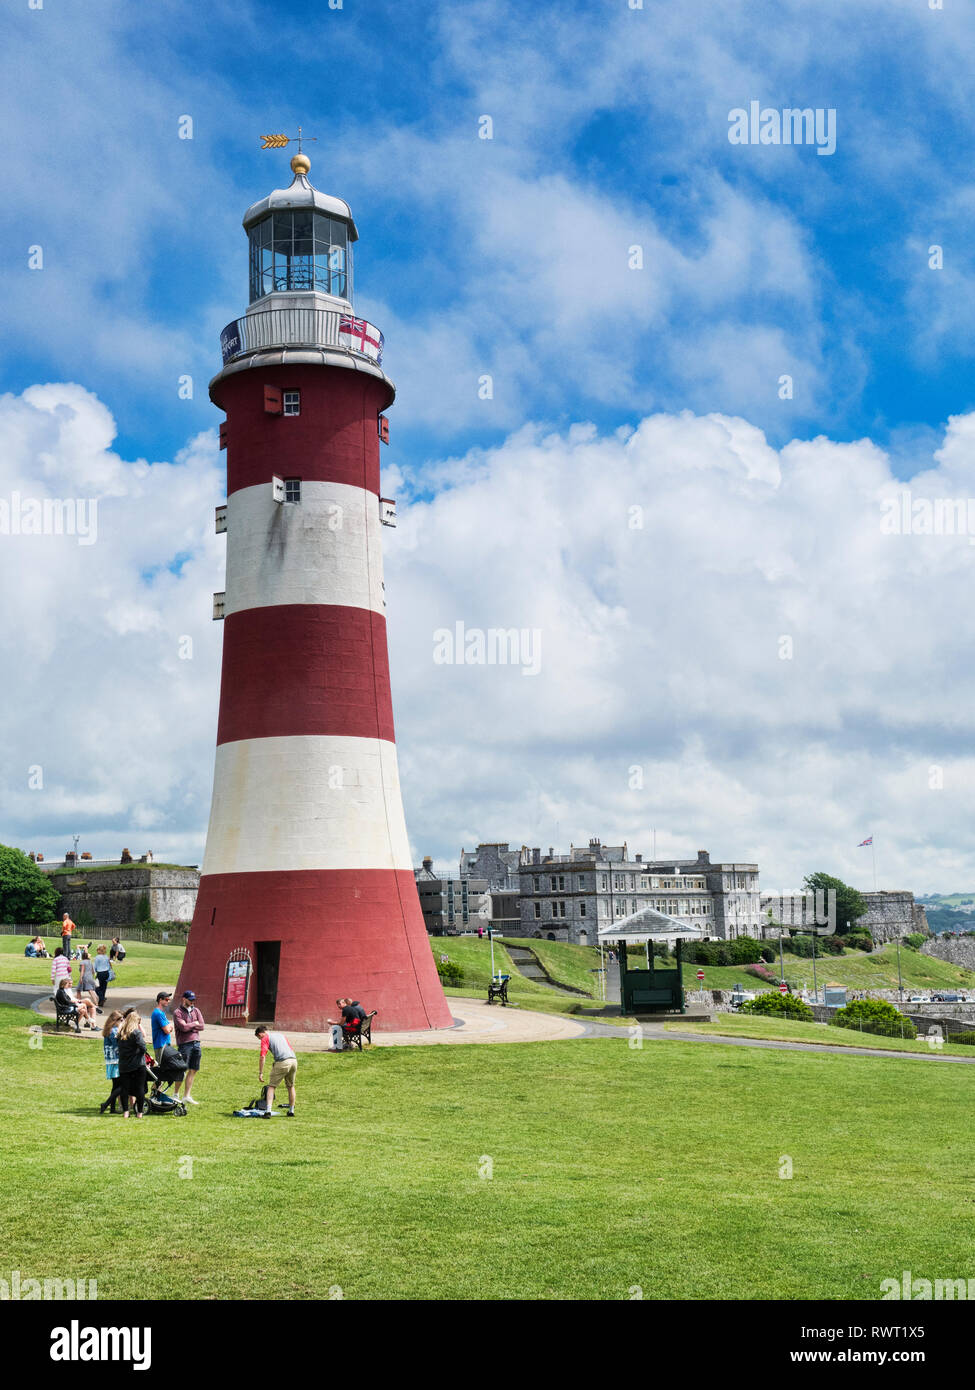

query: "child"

left=100, top=1011, right=125, bottom=1113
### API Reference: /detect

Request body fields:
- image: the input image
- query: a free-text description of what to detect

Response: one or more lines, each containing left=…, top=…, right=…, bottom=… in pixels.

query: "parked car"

left=931, top=993, right=961, bottom=1003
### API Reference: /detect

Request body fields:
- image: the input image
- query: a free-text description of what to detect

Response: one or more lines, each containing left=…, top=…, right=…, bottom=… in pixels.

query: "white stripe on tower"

left=201, top=735, right=412, bottom=876
left=223, top=480, right=386, bottom=618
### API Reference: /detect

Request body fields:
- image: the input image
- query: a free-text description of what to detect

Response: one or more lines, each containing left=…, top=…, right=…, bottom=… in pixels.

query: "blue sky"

left=3, top=0, right=975, bottom=892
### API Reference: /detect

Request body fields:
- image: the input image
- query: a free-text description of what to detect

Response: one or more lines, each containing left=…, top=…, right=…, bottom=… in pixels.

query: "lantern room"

left=243, top=153, right=357, bottom=307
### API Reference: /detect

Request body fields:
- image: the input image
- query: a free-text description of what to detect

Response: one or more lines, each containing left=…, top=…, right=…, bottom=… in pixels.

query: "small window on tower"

left=283, top=390, right=301, bottom=416
left=284, top=478, right=302, bottom=504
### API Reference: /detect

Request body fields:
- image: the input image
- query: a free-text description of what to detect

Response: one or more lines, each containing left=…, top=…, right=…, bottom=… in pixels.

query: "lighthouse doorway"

left=254, top=941, right=281, bottom=1021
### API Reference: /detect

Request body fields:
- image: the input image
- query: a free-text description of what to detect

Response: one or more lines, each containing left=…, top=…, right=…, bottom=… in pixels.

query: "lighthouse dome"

left=242, top=167, right=359, bottom=241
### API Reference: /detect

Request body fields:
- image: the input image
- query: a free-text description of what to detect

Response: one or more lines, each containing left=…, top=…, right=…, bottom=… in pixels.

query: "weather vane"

left=260, top=126, right=318, bottom=153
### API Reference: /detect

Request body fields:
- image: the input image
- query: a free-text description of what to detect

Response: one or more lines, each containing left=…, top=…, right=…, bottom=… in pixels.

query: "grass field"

left=0, top=937, right=184, bottom=989
left=499, top=937, right=602, bottom=996
left=678, top=945, right=975, bottom=994
left=663, top=1012, right=975, bottom=1057
left=1, top=998, right=972, bottom=1300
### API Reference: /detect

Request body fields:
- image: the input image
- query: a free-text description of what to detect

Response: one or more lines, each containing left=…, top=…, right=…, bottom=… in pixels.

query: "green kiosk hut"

left=599, top=907, right=708, bottom=1015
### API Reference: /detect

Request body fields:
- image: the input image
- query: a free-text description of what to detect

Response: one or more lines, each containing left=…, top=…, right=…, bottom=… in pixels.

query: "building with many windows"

left=512, top=842, right=763, bottom=944
left=414, top=857, right=490, bottom=934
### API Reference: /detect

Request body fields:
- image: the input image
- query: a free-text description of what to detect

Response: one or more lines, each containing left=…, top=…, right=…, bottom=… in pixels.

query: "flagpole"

left=872, top=838, right=877, bottom=892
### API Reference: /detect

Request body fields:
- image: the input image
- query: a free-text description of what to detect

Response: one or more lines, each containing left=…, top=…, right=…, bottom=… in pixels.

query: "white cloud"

left=3, top=381, right=974, bottom=892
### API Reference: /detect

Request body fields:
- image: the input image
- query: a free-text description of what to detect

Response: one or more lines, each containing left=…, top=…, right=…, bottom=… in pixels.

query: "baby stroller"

left=146, top=1045, right=188, bottom=1116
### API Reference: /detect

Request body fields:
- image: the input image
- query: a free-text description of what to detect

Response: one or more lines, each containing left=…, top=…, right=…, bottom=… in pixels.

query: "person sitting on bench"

left=56, top=980, right=97, bottom=1030
left=326, top=998, right=367, bottom=1050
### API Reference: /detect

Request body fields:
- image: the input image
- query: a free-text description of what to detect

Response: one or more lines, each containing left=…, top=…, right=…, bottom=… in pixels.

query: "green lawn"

left=500, top=937, right=603, bottom=997
left=1, top=998, right=972, bottom=1300
left=664, top=1012, right=975, bottom=1058
left=433, top=936, right=629, bottom=1022
left=0, top=937, right=184, bottom=989
left=680, top=945, right=975, bottom=994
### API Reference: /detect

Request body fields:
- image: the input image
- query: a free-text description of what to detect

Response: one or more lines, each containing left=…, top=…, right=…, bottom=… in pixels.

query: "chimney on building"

left=635, top=854, right=642, bottom=863
left=422, top=857, right=433, bottom=870
left=532, top=848, right=540, bottom=865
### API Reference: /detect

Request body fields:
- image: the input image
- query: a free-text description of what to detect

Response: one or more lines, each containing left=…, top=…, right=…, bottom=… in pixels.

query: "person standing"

left=50, top=947, right=71, bottom=991
left=93, top=945, right=112, bottom=1007
left=99, top=1010, right=125, bottom=1113
left=172, top=990, right=204, bottom=1105
left=77, top=949, right=100, bottom=1012
left=255, top=1025, right=296, bottom=1116
left=150, top=992, right=174, bottom=1063
left=60, top=912, right=75, bottom=961
left=117, top=1010, right=150, bottom=1119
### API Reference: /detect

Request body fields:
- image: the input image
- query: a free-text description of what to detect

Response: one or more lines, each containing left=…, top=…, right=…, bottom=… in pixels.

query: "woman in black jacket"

left=117, top=1010, right=149, bottom=1119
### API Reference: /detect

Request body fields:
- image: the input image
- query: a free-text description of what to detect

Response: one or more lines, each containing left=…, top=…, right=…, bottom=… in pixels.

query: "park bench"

left=51, top=996, right=82, bottom=1033
left=342, top=1011, right=377, bottom=1050
left=487, top=975, right=510, bottom=1006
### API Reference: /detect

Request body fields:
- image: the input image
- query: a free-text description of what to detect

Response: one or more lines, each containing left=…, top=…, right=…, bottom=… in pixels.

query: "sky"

left=2, top=0, right=975, bottom=894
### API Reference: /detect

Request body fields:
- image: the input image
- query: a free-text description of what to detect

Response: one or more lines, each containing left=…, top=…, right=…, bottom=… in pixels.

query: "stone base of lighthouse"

left=177, top=869, right=454, bottom=1033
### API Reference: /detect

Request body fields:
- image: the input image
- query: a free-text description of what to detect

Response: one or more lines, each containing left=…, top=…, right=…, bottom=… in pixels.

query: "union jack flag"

left=857, top=837, right=873, bottom=846
left=339, top=315, right=384, bottom=364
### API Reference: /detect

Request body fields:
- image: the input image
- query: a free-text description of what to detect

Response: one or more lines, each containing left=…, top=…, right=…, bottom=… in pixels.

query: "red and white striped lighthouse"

left=177, top=150, right=452, bottom=1033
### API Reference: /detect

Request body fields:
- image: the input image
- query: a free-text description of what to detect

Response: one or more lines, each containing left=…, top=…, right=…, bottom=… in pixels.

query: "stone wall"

left=921, top=934, right=975, bottom=972
left=51, top=867, right=200, bottom=928
left=861, top=891, right=929, bottom=944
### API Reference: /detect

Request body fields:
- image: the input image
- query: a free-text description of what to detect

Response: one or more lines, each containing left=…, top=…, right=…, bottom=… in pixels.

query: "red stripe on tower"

left=176, top=151, right=452, bottom=1033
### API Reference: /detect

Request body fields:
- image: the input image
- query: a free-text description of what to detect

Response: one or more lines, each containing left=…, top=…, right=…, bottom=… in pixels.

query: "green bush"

left=844, top=933, right=874, bottom=953
left=740, top=991, right=814, bottom=1021
left=950, top=1031, right=975, bottom=1046
left=136, top=894, right=152, bottom=926
left=437, top=960, right=464, bottom=986
left=745, top=963, right=778, bottom=984
left=759, top=945, right=776, bottom=963
left=904, top=933, right=927, bottom=950
left=832, top=999, right=916, bottom=1039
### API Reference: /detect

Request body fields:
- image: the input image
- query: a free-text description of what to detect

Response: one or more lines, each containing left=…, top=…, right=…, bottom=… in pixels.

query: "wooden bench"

left=51, top=996, right=82, bottom=1033
left=342, top=1011, right=377, bottom=1050
left=487, top=975, right=510, bottom=1006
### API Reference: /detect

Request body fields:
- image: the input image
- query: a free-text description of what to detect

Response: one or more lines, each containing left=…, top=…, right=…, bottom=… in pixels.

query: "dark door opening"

left=255, top=941, right=280, bottom=1021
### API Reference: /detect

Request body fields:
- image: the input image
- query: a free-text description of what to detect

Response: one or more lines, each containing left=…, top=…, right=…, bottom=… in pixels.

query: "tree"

left=0, top=844, right=59, bottom=924
left=803, top=872, right=867, bottom=936
left=740, top=991, right=814, bottom=1021
left=832, top=998, right=916, bottom=1040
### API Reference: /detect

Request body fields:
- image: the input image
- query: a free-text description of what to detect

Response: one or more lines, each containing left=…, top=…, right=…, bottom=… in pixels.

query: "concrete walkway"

left=27, top=986, right=589, bottom=1048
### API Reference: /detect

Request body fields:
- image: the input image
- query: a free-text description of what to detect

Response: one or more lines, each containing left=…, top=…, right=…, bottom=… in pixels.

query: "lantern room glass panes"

left=248, top=213, right=351, bottom=302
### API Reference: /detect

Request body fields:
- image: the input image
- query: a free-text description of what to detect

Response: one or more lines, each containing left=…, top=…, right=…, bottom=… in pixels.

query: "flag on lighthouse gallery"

left=857, top=837, right=873, bottom=846
left=339, top=315, right=384, bottom=364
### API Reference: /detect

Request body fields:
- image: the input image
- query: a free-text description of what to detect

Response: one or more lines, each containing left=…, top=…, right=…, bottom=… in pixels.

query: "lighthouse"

left=176, top=148, right=453, bottom=1033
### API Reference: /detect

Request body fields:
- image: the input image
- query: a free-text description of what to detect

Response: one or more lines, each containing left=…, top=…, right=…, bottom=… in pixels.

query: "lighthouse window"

left=248, top=213, right=352, bottom=302
left=283, top=391, right=301, bottom=416
left=284, top=478, right=302, bottom=504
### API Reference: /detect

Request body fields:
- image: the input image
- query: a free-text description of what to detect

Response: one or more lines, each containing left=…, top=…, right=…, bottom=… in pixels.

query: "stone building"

left=459, top=843, right=523, bottom=889
left=44, top=863, right=200, bottom=928
left=511, top=842, right=762, bottom=945
left=861, top=891, right=929, bottom=944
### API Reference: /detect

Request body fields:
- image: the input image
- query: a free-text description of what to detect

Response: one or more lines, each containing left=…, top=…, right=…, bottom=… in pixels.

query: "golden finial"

left=260, top=126, right=317, bottom=177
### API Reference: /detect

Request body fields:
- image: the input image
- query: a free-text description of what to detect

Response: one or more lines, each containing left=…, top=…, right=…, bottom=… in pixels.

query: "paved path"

left=27, top=986, right=589, bottom=1048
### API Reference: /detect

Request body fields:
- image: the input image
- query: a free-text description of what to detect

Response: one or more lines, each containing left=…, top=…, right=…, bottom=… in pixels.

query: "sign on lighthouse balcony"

left=177, top=139, right=453, bottom=1034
